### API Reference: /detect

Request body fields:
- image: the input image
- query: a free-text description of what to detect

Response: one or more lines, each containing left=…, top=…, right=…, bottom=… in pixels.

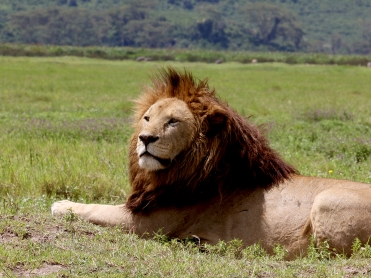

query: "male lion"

left=52, top=68, right=371, bottom=258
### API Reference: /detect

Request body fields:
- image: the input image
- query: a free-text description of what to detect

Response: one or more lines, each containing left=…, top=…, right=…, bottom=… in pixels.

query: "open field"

left=1, top=56, right=371, bottom=277
left=1, top=43, right=371, bottom=66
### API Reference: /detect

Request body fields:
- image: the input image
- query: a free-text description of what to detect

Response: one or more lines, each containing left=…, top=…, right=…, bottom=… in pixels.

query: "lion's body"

left=52, top=68, right=371, bottom=257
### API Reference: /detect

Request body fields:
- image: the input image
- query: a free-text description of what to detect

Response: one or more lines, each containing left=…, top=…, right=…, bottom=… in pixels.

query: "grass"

left=1, top=43, right=371, bottom=66
left=1, top=56, right=371, bottom=276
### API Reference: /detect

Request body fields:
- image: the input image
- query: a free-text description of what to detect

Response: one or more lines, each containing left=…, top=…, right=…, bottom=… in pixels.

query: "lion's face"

left=136, top=98, right=196, bottom=171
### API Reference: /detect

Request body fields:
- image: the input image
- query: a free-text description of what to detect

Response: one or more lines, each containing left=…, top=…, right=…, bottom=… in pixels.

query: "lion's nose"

left=139, top=134, right=159, bottom=146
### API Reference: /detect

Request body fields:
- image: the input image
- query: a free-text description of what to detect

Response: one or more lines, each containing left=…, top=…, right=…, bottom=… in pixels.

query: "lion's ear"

left=206, top=107, right=228, bottom=136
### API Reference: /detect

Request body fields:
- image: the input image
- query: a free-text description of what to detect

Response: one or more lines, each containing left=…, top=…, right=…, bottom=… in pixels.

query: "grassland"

left=1, top=43, right=371, bottom=67
left=1, top=56, right=371, bottom=277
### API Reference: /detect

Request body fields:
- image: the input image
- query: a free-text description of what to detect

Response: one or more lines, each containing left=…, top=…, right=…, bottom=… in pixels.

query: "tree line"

left=0, top=0, right=370, bottom=54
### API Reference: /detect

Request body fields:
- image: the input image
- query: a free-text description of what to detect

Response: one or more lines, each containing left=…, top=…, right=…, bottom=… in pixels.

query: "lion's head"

left=126, top=68, right=298, bottom=213
left=136, top=97, right=196, bottom=171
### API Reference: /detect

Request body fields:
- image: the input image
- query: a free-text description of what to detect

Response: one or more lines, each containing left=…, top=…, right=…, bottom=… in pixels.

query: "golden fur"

left=52, top=68, right=371, bottom=257
left=126, top=68, right=297, bottom=212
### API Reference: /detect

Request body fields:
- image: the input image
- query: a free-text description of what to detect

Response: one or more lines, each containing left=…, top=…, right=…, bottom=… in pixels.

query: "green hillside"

left=0, top=0, right=370, bottom=54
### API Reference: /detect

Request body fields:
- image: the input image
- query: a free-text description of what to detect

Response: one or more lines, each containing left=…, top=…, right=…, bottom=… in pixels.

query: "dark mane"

left=126, top=68, right=298, bottom=213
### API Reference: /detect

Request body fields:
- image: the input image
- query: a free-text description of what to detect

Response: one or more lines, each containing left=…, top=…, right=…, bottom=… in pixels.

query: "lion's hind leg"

left=310, top=187, right=371, bottom=255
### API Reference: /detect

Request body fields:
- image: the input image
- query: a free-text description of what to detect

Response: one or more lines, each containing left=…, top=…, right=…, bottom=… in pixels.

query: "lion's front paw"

left=51, top=200, right=75, bottom=216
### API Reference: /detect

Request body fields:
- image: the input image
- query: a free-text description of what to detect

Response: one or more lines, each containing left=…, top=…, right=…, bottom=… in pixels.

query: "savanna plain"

left=1, top=56, right=371, bottom=277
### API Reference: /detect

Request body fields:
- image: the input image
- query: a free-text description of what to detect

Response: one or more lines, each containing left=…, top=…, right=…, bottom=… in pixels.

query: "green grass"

left=1, top=43, right=371, bottom=66
left=1, top=56, right=371, bottom=276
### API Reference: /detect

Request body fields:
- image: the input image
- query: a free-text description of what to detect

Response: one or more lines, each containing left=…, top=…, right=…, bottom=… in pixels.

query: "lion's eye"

left=144, top=116, right=150, bottom=122
left=168, top=118, right=179, bottom=126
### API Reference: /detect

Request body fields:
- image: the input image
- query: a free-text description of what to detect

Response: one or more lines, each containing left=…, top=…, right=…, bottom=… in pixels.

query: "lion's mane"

left=126, top=68, right=298, bottom=213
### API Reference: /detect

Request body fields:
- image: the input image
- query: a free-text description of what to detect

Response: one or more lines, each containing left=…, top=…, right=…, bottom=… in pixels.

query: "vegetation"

left=1, top=56, right=371, bottom=276
left=1, top=43, right=371, bottom=66
left=0, top=0, right=371, bottom=54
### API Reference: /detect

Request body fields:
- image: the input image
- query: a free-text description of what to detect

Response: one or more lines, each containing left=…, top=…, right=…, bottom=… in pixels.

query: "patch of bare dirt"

left=11, top=263, right=66, bottom=277
left=30, top=226, right=59, bottom=243
left=0, top=225, right=59, bottom=243
left=0, top=231, right=18, bottom=243
left=342, top=266, right=370, bottom=277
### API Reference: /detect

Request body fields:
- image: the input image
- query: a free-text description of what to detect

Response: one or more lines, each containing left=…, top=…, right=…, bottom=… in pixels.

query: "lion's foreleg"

left=51, top=200, right=133, bottom=228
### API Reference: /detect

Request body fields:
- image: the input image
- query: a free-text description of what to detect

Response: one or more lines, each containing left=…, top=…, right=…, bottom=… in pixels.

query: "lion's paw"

left=51, top=200, right=75, bottom=216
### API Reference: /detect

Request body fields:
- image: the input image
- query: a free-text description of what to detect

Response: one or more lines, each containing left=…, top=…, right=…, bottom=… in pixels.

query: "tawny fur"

left=52, top=67, right=371, bottom=258
left=127, top=68, right=297, bottom=212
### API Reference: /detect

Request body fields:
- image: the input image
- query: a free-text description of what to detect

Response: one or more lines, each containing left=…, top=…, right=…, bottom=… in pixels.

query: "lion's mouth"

left=140, top=151, right=171, bottom=167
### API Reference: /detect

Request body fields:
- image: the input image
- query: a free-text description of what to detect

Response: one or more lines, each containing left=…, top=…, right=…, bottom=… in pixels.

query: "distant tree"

left=3, top=8, right=110, bottom=46
left=168, top=0, right=193, bottom=9
left=223, top=18, right=252, bottom=50
left=330, top=34, right=342, bottom=54
left=362, top=19, right=371, bottom=43
left=183, top=0, right=193, bottom=10
left=191, top=4, right=229, bottom=49
left=196, top=0, right=219, bottom=3
left=107, top=6, right=148, bottom=46
left=68, top=0, right=78, bottom=7
left=243, top=3, right=304, bottom=51
left=57, top=0, right=68, bottom=5
left=197, top=19, right=213, bottom=38
left=352, top=19, right=371, bottom=54
left=352, top=41, right=371, bottom=54
left=121, top=19, right=174, bottom=48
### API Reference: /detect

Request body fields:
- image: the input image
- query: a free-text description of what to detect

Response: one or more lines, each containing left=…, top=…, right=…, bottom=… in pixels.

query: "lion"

left=52, top=67, right=371, bottom=258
